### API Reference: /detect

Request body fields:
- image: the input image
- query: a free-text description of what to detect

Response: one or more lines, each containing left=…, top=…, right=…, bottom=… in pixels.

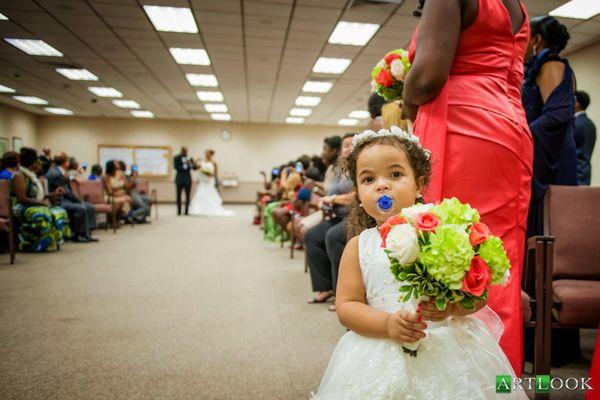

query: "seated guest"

left=38, top=147, right=51, bottom=175
left=46, top=152, right=98, bottom=243
left=67, top=157, right=84, bottom=180
left=118, top=160, right=150, bottom=223
left=574, top=91, right=596, bottom=185
left=0, top=151, right=19, bottom=180
left=11, top=147, right=70, bottom=251
left=103, top=160, right=132, bottom=222
left=88, top=164, right=103, bottom=181
left=306, top=133, right=356, bottom=311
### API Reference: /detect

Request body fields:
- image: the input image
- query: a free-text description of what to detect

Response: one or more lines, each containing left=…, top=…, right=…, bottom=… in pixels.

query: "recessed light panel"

left=312, top=57, right=351, bottom=74
left=302, top=81, right=333, bottom=93
left=131, top=110, right=154, bottom=118
left=328, top=21, right=380, bottom=46
left=0, top=12, right=8, bottom=20
left=349, top=110, right=370, bottom=119
left=4, top=38, right=62, bottom=57
left=56, top=68, right=98, bottom=81
left=211, top=113, right=231, bottom=121
left=549, top=0, right=600, bottom=19
left=338, top=118, right=359, bottom=126
left=0, top=84, right=15, bottom=93
left=186, top=73, right=218, bottom=87
left=197, top=91, right=224, bottom=102
left=169, top=48, right=210, bottom=65
left=143, top=6, right=198, bottom=33
left=286, top=117, right=304, bottom=124
left=13, top=96, right=48, bottom=105
left=112, top=100, right=140, bottom=109
left=88, top=87, right=123, bottom=97
left=204, top=104, right=228, bottom=113
left=45, top=107, right=73, bottom=115
left=295, top=96, right=321, bottom=107
left=290, top=108, right=312, bottom=117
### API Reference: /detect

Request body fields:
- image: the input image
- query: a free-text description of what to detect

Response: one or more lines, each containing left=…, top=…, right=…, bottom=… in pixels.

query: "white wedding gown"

left=188, top=172, right=234, bottom=217
left=312, top=228, right=527, bottom=400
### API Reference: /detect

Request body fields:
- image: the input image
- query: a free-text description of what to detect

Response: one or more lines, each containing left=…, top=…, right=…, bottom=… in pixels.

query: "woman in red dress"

left=402, top=0, right=532, bottom=376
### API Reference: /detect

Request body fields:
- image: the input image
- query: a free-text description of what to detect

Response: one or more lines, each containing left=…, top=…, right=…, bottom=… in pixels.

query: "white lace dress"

left=188, top=165, right=234, bottom=217
left=312, top=228, right=527, bottom=400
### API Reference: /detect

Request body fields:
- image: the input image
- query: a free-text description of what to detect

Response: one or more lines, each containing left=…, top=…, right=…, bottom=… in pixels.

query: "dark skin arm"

left=402, top=0, right=475, bottom=120
left=13, top=172, right=47, bottom=206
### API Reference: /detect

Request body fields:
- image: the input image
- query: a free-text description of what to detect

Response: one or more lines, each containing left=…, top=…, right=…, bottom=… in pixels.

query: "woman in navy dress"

left=522, top=15, right=577, bottom=237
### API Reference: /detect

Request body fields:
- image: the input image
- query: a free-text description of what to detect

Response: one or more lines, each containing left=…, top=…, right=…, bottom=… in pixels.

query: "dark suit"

left=46, top=165, right=97, bottom=236
left=174, top=154, right=193, bottom=215
left=574, top=111, right=597, bottom=185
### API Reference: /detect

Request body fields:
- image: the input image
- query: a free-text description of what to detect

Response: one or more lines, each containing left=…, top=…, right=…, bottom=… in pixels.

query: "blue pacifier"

left=377, top=195, right=394, bottom=213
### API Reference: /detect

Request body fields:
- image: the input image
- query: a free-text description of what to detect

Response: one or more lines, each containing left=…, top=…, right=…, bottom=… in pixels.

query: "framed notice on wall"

left=98, top=145, right=171, bottom=178
left=11, top=137, right=22, bottom=152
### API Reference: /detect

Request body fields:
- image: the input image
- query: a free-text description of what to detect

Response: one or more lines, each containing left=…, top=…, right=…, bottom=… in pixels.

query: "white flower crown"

left=351, top=125, right=431, bottom=160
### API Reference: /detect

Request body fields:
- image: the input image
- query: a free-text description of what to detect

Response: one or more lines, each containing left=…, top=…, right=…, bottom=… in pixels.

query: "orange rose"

left=375, top=68, right=394, bottom=87
left=414, top=212, right=440, bottom=232
left=469, top=222, right=491, bottom=246
left=461, top=256, right=492, bottom=297
left=379, top=215, right=406, bottom=247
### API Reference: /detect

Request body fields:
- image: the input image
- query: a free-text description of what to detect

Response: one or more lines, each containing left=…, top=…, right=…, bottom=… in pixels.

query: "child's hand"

left=419, top=299, right=454, bottom=322
left=385, top=309, right=427, bottom=344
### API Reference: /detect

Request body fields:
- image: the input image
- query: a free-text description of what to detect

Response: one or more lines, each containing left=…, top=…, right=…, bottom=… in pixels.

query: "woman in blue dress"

left=522, top=15, right=577, bottom=236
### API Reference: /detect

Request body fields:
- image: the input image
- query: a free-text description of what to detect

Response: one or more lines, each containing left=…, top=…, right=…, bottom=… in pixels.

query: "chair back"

left=69, top=180, right=81, bottom=198
left=136, top=179, right=149, bottom=195
left=77, top=180, right=105, bottom=204
left=0, top=180, right=10, bottom=218
left=544, top=185, right=600, bottom=279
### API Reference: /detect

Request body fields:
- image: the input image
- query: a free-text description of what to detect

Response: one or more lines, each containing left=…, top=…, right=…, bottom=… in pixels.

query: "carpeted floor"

left=0, top=205, right=595, bottom=400
left=0, top=205, right=344, bottom=400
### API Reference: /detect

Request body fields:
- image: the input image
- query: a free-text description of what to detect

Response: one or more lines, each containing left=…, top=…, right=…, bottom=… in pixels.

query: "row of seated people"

left=0, top=147, right=154, bottom=257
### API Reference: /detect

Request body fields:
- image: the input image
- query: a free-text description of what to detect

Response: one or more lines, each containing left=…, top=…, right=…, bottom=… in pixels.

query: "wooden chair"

left=0, top=180, right=15, bottom=264
left=71, top=180, right=118, bottom=233
left=524, top=185, right=600, bottom=382
left=135, top=179, right=158, bottom=219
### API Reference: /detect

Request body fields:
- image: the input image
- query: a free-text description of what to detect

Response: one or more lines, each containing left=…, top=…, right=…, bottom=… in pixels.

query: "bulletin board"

left=98, top=145, right=172, bottom=178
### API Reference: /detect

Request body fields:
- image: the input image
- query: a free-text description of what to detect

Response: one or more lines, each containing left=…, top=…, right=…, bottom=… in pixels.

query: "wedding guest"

left=11, top=147, right=70, bottom=251
left=367, top=92, right=386, bottom=131
left=88, top=164, right=103, bottom=181
left=118, top=161, right=150, bottom=223
left=173, top=147, right=194, bottom=216
left=574, top=91, right=596, bottom=185
left=38, top=147, right=51, bottom=175
left=47, top=152, right=98, bottom=243
left=402, top=0, right=531, bottom=375
left=67, top=157, right=85, bottom=180
left=0, top=151, right=19, bottom=180
left=523, top=15, right=577, bottom=236
left=104, top=160, right=132, bottom=222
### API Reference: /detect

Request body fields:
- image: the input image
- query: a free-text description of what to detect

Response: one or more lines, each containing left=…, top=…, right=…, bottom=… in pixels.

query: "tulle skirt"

left=312, top=316, right=527, bottom=400
left=189, top=175, right=234, bottom=217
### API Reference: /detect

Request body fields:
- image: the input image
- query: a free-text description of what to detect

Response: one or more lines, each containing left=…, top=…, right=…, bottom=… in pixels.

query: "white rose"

left=500, top=269, right=510, bottom=286
left=371, top=79, right=378, bottom=92
left=376, top=58, right=386, bottom=69
left=401, top=203, right=434, bottom=222
left=386, top=224, right=420, bottom=265
left=390, top=59, right=406, bottom=81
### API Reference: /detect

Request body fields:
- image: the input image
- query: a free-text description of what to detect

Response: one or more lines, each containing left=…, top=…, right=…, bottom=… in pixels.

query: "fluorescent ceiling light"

left=204, top=103, right=228, bottom=113
left=338, top=118, right=359, bottom=126
left=169, top=48, right=210, bottom=65
left=295, top=96, right=321, bottom=107
left=186, top=73, right=218, bottom=87
left=197, top=91, right=224, bottom=102
left=0, top=84, right=15, bottom=93
left=45, top=107, right=73, bottom=115
left=131, top=110, right=154, bottom=118
left=312, top=57, right=351, bottom=74
left=143, top=6, right=198, bottom=33
left=211, top=113, right=231, bottom=121
left=4, top=38, right=63, bottom=57
left=290, top=108, right=312, bottom=117
left=56, top=68, right=98, bottom=81
left=88, top=87, right=122, bottom=97
left=286, top=117, right=304, bottom=124
left=549, top=0, right=600, bottom=19
left=349, top=110, right=370, bottom=119
left=112, top=99, right=140, bottom=109
left=302, top=81, right=333, bottom=93
left=329, top=21, right=380, bottom=46
left=13, top=95, right=48, bottom=105
left=0, top=12, right=8, bottom=20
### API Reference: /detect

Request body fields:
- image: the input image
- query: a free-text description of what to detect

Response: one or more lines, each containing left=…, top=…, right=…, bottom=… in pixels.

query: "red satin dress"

left=409, top=0, right=533, bottom=376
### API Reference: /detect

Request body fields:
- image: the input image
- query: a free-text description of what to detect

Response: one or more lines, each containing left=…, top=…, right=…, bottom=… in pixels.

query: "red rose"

left=375, top=68, right=394, bottom=87
left=379, top=215, right=406, bottom=247
left=469, top=222, right=491, bottom=246
left=461, top=256, right=492, bottom=297
left=414, top=212, right=440, bottom=232
left=384, top=53, right=401, bottom=66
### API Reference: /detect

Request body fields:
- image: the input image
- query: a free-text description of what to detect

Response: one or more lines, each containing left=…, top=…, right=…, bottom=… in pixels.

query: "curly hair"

left=344, top=135, right=432, bottom=239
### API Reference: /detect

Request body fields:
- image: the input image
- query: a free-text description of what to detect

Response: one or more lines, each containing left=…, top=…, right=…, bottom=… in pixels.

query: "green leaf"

left=399, top=285, right=412, bottom=293
left=435, top=297, right=447, bottom=311
left=460, top=297, right=475, bottom=311
left=402, top=291, right=412, bottom=302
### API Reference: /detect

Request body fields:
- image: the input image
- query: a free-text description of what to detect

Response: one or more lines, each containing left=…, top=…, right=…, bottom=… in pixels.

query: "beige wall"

left=36, top=116, right=352, bottom=202
left=568, top=41, right=600, bottom=186
left=0, top=103, right=38, bottom=151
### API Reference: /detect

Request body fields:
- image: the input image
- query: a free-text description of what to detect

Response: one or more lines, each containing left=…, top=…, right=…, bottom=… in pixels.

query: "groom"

left=174, top=147, right=195, bottom=216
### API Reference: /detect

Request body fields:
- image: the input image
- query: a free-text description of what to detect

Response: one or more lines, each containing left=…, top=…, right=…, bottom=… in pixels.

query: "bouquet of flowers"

left=379, top=198, right=511, bottom=354
left=199, top=161, right=215, bottom=177
left=370, top=49, right=411, bottom=101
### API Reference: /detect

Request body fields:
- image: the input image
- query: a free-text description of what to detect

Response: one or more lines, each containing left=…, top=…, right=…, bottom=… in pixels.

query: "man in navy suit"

left=574, top=91, right=596, bottom=185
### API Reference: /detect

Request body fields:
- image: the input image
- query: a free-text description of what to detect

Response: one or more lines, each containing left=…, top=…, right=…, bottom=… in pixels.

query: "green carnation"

left=478, top=236, right=511, bottom=284
left=432, top=198, right=480, bottom=225
left=418, top=225, right=473, bottom=288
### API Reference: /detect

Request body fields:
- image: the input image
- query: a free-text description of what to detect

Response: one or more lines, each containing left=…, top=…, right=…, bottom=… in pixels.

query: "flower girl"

left=312, top=127, right=526, bottom=399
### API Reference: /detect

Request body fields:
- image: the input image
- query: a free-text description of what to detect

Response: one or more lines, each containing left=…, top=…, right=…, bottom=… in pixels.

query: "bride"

left=188, top=149, right=234, bottom=217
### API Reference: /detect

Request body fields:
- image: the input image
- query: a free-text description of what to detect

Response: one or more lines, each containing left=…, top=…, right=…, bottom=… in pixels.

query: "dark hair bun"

left=531, top=15, right=570, bottom=53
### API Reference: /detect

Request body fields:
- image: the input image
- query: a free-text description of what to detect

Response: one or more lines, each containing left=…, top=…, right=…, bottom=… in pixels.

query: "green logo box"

left=496, top=375, right=512, bottom=393
left=536, top=375, right=550, bottom=394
